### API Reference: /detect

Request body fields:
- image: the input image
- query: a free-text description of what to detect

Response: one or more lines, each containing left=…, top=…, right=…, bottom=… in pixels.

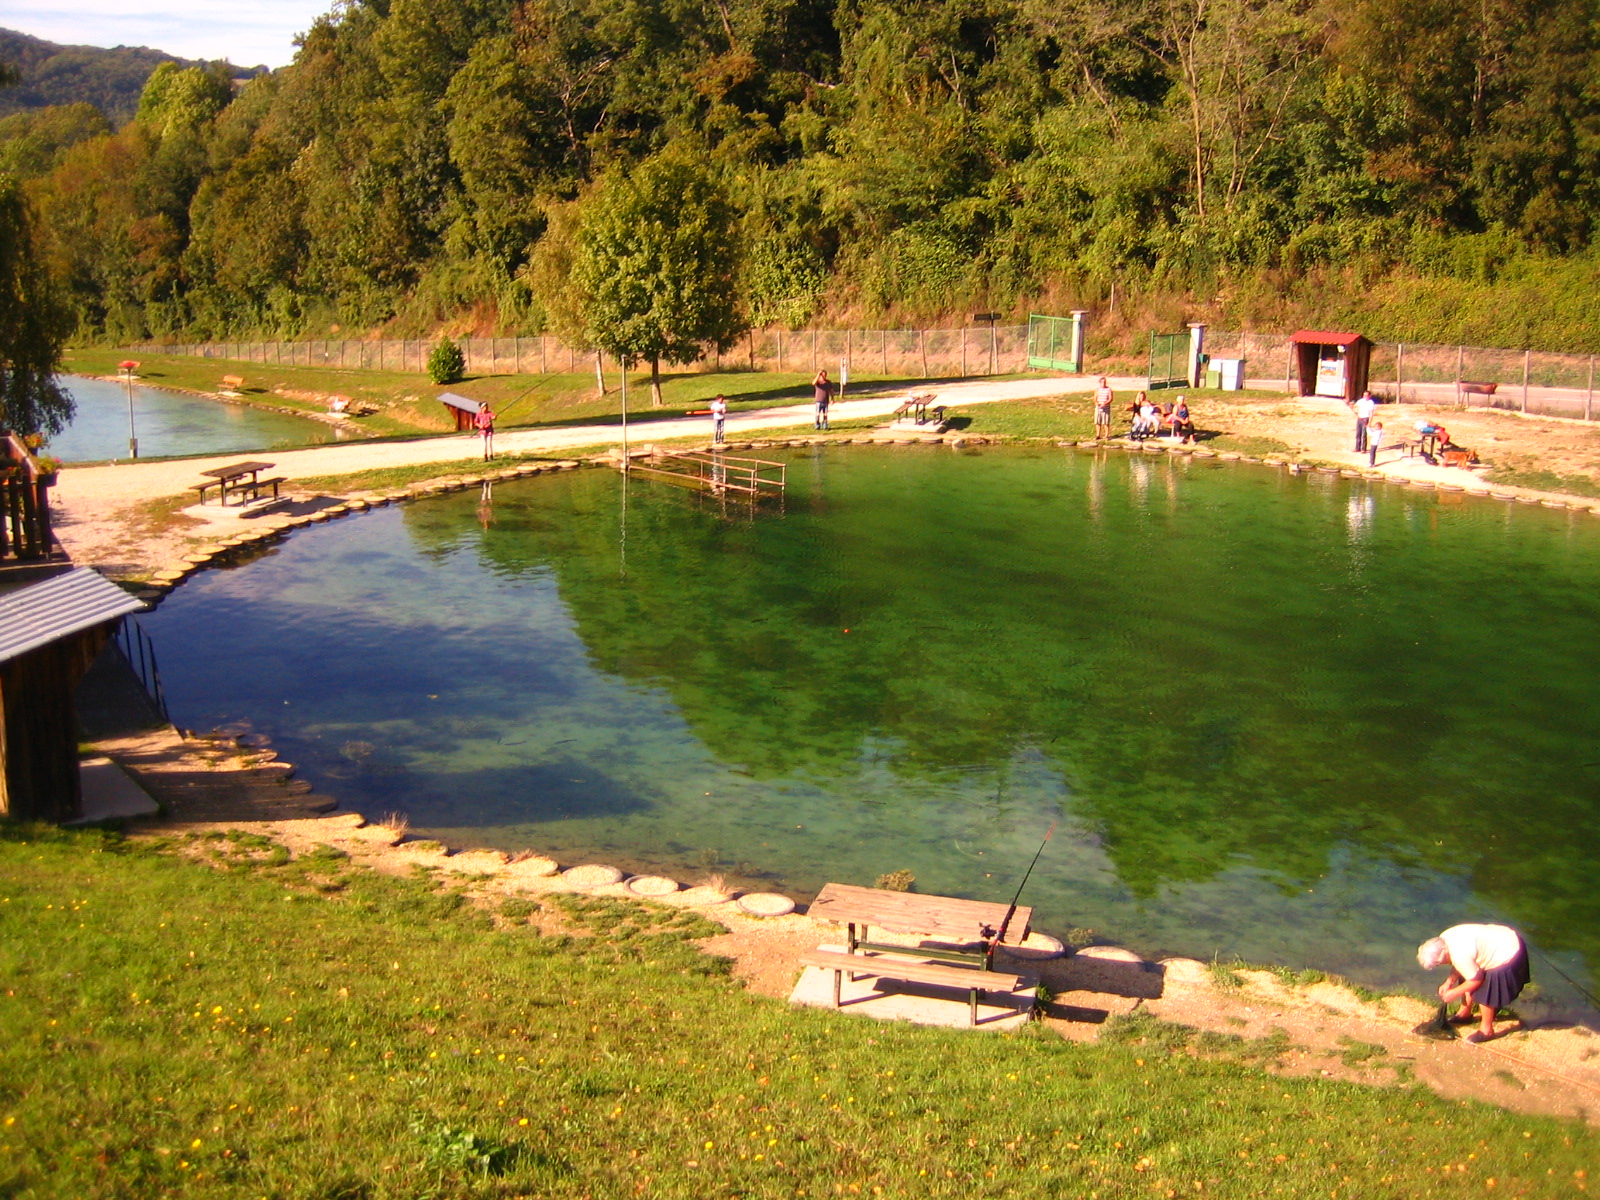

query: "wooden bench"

left=235, top=476, right=285, bottom=504
left=189, top=479, right=224, bottom=503
left=219, top=375, right=246, bottom=396
left=1459, top=381, right=1498, bottom=398
left=799, top=948, right=1025, bottom=1026
left=893, top=393, right=945, bottom=425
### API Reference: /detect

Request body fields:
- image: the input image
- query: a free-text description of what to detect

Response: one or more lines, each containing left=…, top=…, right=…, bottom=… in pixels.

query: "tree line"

left=4, top=0, right=1600, bottom=362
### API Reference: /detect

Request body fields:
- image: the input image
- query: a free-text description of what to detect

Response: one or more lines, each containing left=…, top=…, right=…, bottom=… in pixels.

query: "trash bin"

left=1212, top=358, right=1244, bottom=390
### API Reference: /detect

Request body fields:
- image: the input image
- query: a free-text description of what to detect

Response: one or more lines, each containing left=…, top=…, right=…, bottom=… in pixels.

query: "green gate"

left=1027, top=314, right=1081, bottom=372
left=1148, top=332, right=1188, bottom=390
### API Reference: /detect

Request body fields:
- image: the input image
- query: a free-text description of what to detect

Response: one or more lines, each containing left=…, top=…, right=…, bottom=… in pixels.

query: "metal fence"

left=130, top=325, right=1031, bottom=381
left=1205, top=331, right=1600, bottom=421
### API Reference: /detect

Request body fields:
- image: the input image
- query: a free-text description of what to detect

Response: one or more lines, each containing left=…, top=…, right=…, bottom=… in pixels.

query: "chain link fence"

left=130, top=326, right=1031, bottom=381
left=1207, top=332, right=1600, bottom=421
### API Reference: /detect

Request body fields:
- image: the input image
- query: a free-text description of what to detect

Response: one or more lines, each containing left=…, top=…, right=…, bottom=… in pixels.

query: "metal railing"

left=116, top=615, right=171, bottom=724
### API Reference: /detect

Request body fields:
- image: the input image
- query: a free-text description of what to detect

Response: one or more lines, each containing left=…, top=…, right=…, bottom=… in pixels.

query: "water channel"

left=140, top=446, right=1600, bottom=1000
left=48, top=375, right=334, bottom=462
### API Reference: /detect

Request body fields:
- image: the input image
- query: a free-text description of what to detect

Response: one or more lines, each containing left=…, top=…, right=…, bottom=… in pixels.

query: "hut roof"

left=0, top=567, right=145, bottom=664
left=439, top=392, right=482, bottom=412
left=1290, top=330, right=1368, bottom=347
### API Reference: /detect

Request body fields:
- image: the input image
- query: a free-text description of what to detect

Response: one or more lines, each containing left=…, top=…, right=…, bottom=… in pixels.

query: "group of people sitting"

left=1093, top=378, right=1197, bottom=443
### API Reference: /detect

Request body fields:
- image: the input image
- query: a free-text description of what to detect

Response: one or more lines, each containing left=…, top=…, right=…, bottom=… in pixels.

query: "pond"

left=141, top=446, right=1600, bottom=1001
left=47, top=375, right=335, bottom=462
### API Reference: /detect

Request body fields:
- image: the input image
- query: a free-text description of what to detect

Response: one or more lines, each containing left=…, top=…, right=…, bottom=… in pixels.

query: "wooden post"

left=881, top=329, right=888, bottom=375
left=961, top=328, right=967, bottom=377
left=1587, top=355, right=1594, bottom=422
left=541, top=335, right=547, bottom=374
left=921, top=329, right=927, bottom=378
left=811, top=328, right=817, bottom=373
left=1522, top=349, right=1530, bottom=412
left=1455, top=344, right=1463, bottom=406
left=749, top=330, right=755, bottom=371
left=990, top=322, right=997, bottom=375
left=778, top=328, right=784, bottom=372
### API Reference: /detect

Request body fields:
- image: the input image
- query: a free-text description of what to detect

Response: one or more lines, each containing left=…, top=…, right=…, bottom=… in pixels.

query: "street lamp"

left=118, top=360, right=140, bottom=458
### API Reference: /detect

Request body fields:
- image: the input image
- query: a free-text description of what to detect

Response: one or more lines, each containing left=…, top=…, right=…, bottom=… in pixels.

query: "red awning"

left=1290, top=330, right=1365, bottom=346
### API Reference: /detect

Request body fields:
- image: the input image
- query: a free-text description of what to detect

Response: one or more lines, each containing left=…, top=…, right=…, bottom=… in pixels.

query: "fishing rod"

left=985, top=822, right=1055, bottom=967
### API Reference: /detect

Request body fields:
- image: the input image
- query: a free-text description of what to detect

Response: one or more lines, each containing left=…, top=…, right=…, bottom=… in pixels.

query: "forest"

left=5, top=0, right=1600, bottom=352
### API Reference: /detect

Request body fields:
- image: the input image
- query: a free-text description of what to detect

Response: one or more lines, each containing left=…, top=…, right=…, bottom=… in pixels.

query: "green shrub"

left=427, top=336, right=465, bottom=385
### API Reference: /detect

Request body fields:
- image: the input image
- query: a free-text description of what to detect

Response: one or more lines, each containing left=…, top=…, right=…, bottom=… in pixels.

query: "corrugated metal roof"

left=1290, top=330, right=1368, bottom=347
left=439, top=391, right=482, bottom=412
left=0, top=567, right=146, bottom=664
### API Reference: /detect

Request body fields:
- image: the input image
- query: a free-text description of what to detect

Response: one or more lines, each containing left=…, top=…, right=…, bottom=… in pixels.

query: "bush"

left=427, top=336, right=465, bottom=384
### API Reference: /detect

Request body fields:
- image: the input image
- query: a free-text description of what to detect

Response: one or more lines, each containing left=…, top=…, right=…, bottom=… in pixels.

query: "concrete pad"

left=788, top=945, right=1036, bottom=1031
left=69, top=757, right=159, bottom=824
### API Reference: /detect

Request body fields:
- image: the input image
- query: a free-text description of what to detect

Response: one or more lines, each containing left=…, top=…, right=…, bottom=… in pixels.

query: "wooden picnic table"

left=195, top=460, right=277, bottom=506
left=809, top=882, right=1032, bottom=963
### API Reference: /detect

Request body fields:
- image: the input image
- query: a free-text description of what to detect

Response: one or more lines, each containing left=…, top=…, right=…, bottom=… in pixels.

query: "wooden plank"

left=809, top=883, right=1032, bottom=944
left=799, top=948, right=1022, bottom=991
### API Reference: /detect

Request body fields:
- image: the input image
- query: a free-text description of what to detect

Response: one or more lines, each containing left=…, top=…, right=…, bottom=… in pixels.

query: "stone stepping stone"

left=235, top=732, right=271, bottom=748
left=994, top=932, right=1067, bottom=961
left=625, top=875, right=680, bottom=897
left=506, top=854, right=559, bottom=878
left=562, top=864, right=624, bottom=887
left=737, top=892, right=796, bottom=917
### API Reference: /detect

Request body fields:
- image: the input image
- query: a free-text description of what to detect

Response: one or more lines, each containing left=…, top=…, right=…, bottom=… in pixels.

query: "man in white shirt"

left=1353, top=391, right=1377, bottom=452
left=1417, top=923, right=1529, bottom=1042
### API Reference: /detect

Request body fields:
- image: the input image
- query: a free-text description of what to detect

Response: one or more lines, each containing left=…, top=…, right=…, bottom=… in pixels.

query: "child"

left=1368, top=420, right=1383, bottom=467
left=710, top=394, right=728, bottom=444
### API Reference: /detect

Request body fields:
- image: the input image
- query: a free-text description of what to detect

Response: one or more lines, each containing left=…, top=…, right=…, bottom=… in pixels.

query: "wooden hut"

left=440, top=392, right=483, bottom=432
left=1290, top=331, right=1372, bottom=404
left=0, top=568, right=145, bottom=822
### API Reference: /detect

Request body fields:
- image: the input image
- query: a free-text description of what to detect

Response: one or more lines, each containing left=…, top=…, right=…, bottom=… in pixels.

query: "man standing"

left=710, top=394, right=728, bottom=444
left=812, top=369, right=833, bottom=431
left=1353, top=390, right=1376, bottom=453
left=1093, top=376, right=1113, bottom=439
left=474, top=402, right=495, bottom=460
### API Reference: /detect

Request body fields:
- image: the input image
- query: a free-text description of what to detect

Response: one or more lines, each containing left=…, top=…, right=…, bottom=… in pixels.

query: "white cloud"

left=0, top=1, right=333, bottom=68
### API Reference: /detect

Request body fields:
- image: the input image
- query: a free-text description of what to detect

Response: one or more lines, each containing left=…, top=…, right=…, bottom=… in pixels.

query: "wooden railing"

left=1, top=432, right=56, bottom=561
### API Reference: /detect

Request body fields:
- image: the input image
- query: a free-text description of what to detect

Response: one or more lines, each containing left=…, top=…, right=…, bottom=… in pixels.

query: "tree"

left=571, top=153, right=745, bottom=406
left=0, top=174, right=73, bottom=435
left=428, top=336, right=465, bottom=383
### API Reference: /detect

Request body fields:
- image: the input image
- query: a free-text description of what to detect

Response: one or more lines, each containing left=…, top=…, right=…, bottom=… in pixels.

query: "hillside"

left=8, top=0, right=1600, bottom=353
left=0, top=27, right=262, bottom=124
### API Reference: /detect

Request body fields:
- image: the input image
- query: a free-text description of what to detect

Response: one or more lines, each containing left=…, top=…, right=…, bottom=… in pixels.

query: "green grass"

left=66, top=347, right=939, bottom=442
left=1, top=825, right=1593, bottom=1198
left=1482, top=465, right=1600, bottom=498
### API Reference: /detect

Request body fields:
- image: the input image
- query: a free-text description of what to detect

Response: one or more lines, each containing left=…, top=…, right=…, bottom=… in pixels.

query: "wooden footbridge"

left=625, top=448, right=787, bottom=499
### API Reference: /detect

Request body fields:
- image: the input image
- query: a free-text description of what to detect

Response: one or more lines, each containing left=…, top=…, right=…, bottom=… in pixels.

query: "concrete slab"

left=69, top=757, right=159, bottom=824
left=788, top=945, right=1036, bottom=1031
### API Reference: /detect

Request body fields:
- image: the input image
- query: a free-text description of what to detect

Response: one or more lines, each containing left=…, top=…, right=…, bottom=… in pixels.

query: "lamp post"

left=118, top=360, right=140, bottom=458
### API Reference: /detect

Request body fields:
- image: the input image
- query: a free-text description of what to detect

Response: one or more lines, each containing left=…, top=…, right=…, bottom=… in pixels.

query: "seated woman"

left=1171, top=396, right=1195, bottom=443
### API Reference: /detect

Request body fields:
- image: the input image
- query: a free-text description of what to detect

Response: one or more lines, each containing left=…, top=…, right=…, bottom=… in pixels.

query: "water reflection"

left=49, top=375, right=333, bottom=461
left=142, top=447, right=1600, bottom=999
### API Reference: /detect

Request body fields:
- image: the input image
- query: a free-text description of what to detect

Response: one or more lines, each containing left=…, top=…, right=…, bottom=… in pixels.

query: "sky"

left=0, top=0, right=332, bottom=68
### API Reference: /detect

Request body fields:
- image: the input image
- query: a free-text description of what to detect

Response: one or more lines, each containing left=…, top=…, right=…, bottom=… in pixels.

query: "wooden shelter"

left=0, top=568, right=145, bottom=822
left=439, top=391, right=483, bottom=432
left=1291, top=331, right=1372, bottom=404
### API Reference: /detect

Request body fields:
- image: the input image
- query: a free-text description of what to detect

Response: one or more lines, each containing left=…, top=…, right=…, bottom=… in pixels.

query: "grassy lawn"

left=65, top=348, right=942, bottom=442
left=1, top=825, right=1591, bottom=1198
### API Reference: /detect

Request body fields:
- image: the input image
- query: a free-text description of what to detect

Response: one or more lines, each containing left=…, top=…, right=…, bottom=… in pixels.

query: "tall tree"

left=571, top=153, right=745, bottom=406
left=0, top=173, right=73, bottom=435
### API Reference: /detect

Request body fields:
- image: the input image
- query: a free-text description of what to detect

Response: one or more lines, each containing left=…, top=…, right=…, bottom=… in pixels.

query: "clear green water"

left=49, top=376, right=334, bottom=462
left=143, top=447, right=1600, bottom=999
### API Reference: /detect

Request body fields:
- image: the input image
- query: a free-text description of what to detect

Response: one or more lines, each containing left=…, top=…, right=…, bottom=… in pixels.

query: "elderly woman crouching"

left=1418, top=924, right=1530, bottom=1043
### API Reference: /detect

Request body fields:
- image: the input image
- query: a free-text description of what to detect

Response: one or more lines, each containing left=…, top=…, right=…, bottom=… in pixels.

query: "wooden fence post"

left=1587, top=356, right=1594, bottom=422
left=1522, top=349, right=1530, bottom=412
left=1395, top=342, right=1403, bottom=403
left=921, top=329, right=928, bottom=378
left=1455, top=344, right=1463, bottom=406
left=881, top=329, right=888, bottom=375
left=960, top=328, right=967, bottom=377
left=778, top=329, right=784, bottom=372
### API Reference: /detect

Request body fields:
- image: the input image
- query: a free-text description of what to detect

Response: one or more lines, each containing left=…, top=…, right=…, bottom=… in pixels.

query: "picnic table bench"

left=1458, top=380, right=1498, bottom=398
left=219, top=375, right=246, bottom=396
left=892, top=392, right=946, bottom=425
left=809, top=882, right=1033, bottom=956
left=189, top=460, right=283, bottom=507
left=799, top=947, right=1025, bottom=1026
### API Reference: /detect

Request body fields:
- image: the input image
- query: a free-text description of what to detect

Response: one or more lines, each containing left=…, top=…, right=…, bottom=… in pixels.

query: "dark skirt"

left=1477, top=945, right=1531, bottom=1009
